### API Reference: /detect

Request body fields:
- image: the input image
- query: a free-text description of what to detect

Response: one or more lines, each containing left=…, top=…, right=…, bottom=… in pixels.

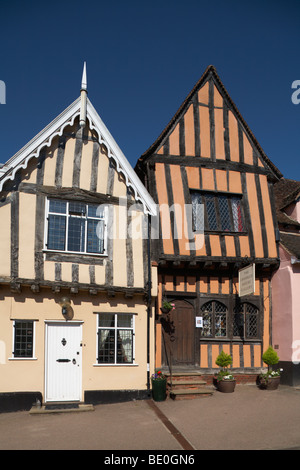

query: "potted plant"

left=151, top=369, right=167, bottom=401
left=259, top=346, right=282, bottom=390
left=160, top=299, right=175, bottom=314
left=215, top=351, right=236, bottom=393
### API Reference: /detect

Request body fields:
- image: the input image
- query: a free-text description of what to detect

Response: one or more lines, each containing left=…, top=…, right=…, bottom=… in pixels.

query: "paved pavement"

left=0, top=384, right=300, bottom=451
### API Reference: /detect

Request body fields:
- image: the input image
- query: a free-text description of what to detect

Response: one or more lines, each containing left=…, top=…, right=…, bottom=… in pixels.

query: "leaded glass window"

left=200, top=301, right=227, bottom=338
left=191, top=191, right=245, bottom=233
left=46, top=199, right=106, bottom=255
left=13, top=321, right=34, bottom=358
left=233, top=302, right=259, bottom=339
left=97, top=313, right=134, bottom=364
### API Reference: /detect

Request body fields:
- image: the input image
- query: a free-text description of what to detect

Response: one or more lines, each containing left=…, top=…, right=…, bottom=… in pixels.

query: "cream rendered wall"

left=0, top=287, right=155, bottom=398
left=0, top=203, right=10, bottom=277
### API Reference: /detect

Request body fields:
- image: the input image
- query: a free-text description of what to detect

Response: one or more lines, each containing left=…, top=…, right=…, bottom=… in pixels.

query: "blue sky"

left=0, top=0, right=299, bottom=180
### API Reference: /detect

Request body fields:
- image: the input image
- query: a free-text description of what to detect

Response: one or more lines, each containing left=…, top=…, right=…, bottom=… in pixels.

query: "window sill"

left=44, top=249, right=107, bottom=258
left=204, top=231, right=248, bottom=236
left=200, top=338, right=261, bottom=343
left=9, top=357, right=37, bottom=361
left=93, top=363, right=139, bottom=367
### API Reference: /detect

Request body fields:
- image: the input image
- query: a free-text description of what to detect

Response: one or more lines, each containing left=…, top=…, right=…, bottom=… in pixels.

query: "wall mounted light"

left=58, top=296, right=74, bottom=320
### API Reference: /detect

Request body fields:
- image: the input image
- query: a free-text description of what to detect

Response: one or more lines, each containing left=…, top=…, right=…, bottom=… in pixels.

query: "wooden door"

left=162, top=300, right=195, bottom=367
left=45, top=322, right=82, bottom=402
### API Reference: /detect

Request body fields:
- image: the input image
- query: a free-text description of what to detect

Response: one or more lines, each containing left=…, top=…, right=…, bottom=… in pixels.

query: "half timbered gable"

left=0, top=71, right=157, bottom=410
left=136, top=65, right=282, bottom=382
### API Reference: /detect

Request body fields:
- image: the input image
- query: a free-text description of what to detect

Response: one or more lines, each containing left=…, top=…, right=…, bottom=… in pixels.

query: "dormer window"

left=45, top=198, right=107, bottom=255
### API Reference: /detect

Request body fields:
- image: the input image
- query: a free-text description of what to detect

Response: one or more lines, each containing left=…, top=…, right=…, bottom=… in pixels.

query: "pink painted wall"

left=272, top=245, right=300, bottom=362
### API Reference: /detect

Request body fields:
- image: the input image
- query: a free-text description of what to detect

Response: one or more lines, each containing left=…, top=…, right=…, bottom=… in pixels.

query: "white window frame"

left=94, top=313, right=137, bottom=366
left=9, top=320, right=37, bottom=360
left=44, top=198, right=108, bottom=256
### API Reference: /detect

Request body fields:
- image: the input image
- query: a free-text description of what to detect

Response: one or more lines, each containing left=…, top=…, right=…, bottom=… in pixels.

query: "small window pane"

left=67, top=217, right=85, bottom=252
left=205, top=195, right=218, bottom=230
left=117, top=330, right=133, bottom=363
left=232, top=197, right=244, bottom=232
left=99, top=313, right=115, bottom=328
left=88, top=204, right=104, bottom=218
left=117, top=314, right=133, bottom=328
left=218, top=196, right=231, bottom=231
left=98, top=329, right=115, bottom=363
left=69, top=201, right=86, bottom=215
left=47, top=215, right=66, bottom=250
left=87, top=219, right=104, bottom=254
left=49, top=200, right=66, bottom=214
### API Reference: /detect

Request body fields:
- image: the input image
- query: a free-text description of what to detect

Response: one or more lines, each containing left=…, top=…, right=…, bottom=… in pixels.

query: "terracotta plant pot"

left=217, top=379, right=236, bottom=393
left=259, top=375, right=280, bottom=390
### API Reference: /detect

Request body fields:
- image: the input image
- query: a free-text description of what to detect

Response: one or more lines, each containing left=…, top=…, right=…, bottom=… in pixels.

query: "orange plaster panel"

left=169, top=123, right=180, bottom=155
left=246, top=173, right=264, bottom=258
left=200, top=344, right=208, bottom=368
left=210, top=277, right=219, bottom=294
left=211, top=344, right=220, bottom=369
left=259, top=174, right=277, bottom=258
left=239, top=236, right=250, bottom=257
left=201, top=168, right=215, bottom=190
left=198, top=81, right=209, bottom=105
left=186, top=276, right=196, bottom=292
left=214, top=108, right=225, bottom=159
left=228, top=171, right=242, bottom=193
left=232, top=344, right=240, bottom=368
left=243, top=344, right=251, bottom=367
left=220, top=277, right=230, bottom=294
left=165, top=275, right=174, bottom=291
left=215, top=169, right=227, bottom=191
left=253, top=344, right=261, bottom=368
left=228, top=111, right=239, bottom=162
left=209, top=234, right=222, bottom=256
left=225, top=236, right=236, bottom=257
left=186, top=166, right=200, bottom=189
left=214, top=85, right=223, bottom=108
left=155, top=163, right=174, bottom=255
left=184, top=104, right=195, bottom=156
left=243, top=134, right=253, bottom=165
left=199, top=277, right=208, bottom=293
left=169, top=164, right=190, bottom=256
left=199, top=106, right=210, bottom=158
left=222, top=344, right=230, bottom=355
left=175, top=276, right=185, bottom=292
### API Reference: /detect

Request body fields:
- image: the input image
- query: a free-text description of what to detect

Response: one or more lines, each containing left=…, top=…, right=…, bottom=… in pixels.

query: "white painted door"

left=45, top=322, right=82, bottom=402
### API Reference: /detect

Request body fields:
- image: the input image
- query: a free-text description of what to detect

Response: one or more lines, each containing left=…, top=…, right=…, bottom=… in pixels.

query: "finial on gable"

left=80, top=61, right=87, bottom=127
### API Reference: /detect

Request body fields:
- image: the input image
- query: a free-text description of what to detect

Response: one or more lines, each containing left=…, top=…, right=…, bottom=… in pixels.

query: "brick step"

left=168, top=379, right=207, bottom=388
left=169, top=388, right=214, bottom=400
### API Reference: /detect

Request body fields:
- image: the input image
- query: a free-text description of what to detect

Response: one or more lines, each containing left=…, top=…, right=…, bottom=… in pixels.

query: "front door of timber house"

left=162, top=300, right=195, bottom=367
left=45, top=322, right=82, bottom=402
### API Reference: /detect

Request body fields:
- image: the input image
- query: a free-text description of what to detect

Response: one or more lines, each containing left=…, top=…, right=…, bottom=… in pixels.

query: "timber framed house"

left=136, top=65, right=282, bottom=378
left=0, top=66, right=157, bottom=411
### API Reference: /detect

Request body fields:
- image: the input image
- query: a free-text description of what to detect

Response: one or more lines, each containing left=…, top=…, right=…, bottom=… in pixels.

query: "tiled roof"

left=280, top=232, right=300, bottom=259
left=274, top=178, right=300, bottom=228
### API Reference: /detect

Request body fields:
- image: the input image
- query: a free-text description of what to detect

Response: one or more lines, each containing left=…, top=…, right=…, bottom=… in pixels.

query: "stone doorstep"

left=169, top=388, right=214, bottom=400
left=168, top=379, right=207, bottom=387
left=29, top=403, right=94, bottom=414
